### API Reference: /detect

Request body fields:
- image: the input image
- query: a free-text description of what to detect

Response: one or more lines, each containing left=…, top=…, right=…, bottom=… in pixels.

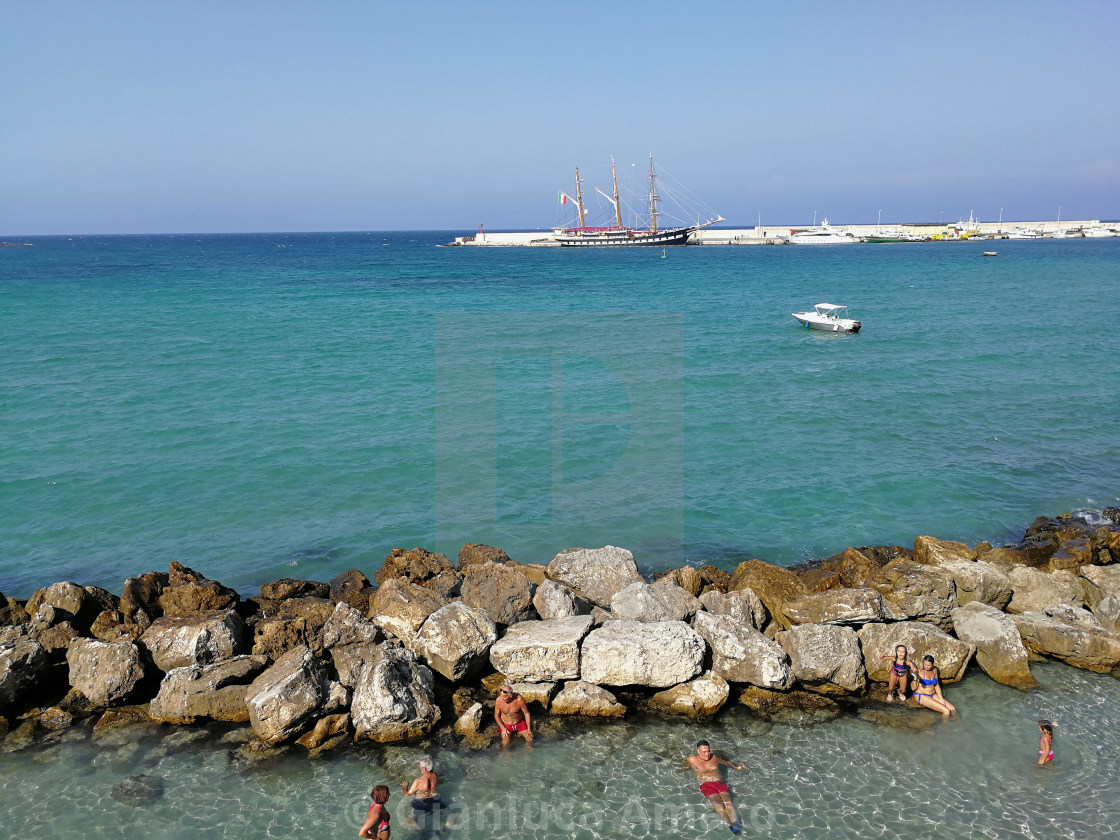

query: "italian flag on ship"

left=558, top=191, right=570, bottom=205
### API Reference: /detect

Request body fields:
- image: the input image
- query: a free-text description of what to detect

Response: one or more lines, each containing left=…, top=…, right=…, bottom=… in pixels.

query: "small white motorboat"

left=792, top=303, right=861, bottom=333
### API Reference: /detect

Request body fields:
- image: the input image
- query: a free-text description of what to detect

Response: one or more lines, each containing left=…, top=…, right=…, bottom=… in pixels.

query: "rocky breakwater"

left=3, top=509, right=1120, bottom=755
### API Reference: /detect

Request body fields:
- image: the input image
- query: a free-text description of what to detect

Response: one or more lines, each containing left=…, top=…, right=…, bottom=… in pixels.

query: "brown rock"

left=327, top=569, right=376, bottom=612
left=258, top=579, right=330, bottom=601
left=38, top=706, right=74, bottom=730
left=458, top=544, right=511, bottom=570
left=728, top=560, right=807, bottom=630
left=120, top=572, right=169, bottom=622
left=251, top=597, right=336, bottom=659
left=295, top=713, right=351, bottom=750
left=976, top=546, right=1035, bottom=568
left=375, top=547, right=454, bottom=586
left=1091, top=527, right=1120, bottom=564
left=698, top=565, right=731, bottom=592
left=800, top=568, right=843, bottom=593
left=368, top=579, right=448, bottom=641
left=507, top=562, right=548, bottom=587
left=912, top=535, right=976, bottom=566
left=94, top=704, right=154, bottom=733
left=158, top=564, right=239, bottom=616
left=872, top=561, right=957, bottom=630
left=90, top=609, right=149, bottom=642
left=821, top=547, right=883, bottom=588
left=1, top=596, right=29, bottom=626
left=1046, top=539, right=1094, bottom=572
left=461, top=563, right=536, bottom=626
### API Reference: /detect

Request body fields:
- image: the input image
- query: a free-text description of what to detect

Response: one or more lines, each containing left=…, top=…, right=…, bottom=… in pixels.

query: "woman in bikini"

left=879, top=644, right=914, bottom=702
left=1037, top=720, right=1057, bottom=765
left=358, top=785, right=391, bottom=840
left=911, top=654, right=958, bottom=718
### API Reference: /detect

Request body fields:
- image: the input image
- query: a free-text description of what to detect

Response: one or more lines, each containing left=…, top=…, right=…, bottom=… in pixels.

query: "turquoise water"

left=2, top=662, right=1119, bottom=839
left=2, top=234, right=1119, bottom=596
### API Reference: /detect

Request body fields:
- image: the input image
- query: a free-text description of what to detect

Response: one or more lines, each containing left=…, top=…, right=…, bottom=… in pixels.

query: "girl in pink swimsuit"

left=1037, top=720, right=1057, bottom=765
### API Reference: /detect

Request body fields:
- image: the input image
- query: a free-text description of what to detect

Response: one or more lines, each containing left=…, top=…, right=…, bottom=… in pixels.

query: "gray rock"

left=546, top=546, right=643, bottom=607
left=782, top=588, right=888, bottom=626
left=454, top=701, right=484, bottom=735
left=939, top=560, right=1013, bottom=611
left=489, top=616, right=593, bottom=682
left=691, top=611, right=793, bottom=689
left=646, top=671, right=729, bottom=718
left=579, top=620, right=706, bottom=687
left=698, top=588, right=768, bottom=630
left=66, top=638, right=146, bottom=707
left=610, top=582, right=701, bottom=622
left=245, top=646, right=331, bottom=745
left=351, top=644, right=440, bottom=742
left=872, top=562, right=957, bottom=630
left=857, top=621, right=974, bottom=684
left=0, top=637, right=50, bottom=710
left=550, top=680, right=626, bottom=717
left=1006, top=568, right=1085, bottom=614
left=413, top=601, right=497, bottom=681
left=149, top=655, right=270, bottom=724
left=776, top=623, right=866, bottom=694
left=328, top=641, right=381, bottom=689
left=532, top=580, right=589, bottom=620
left=321, top=602, right=383, bottom=649
left=1080, top=564, right=1120, bottom=610
left=950, top=602, right=1037, bottom=689
left=139, top=609, right=249, bottom=672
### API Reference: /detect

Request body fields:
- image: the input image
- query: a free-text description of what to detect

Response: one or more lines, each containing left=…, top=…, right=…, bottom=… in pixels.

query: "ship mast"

left=574, top=167, right=586, bottom=229
left=648, top=154, right=661, bottom=233
left=611, top=156, right=623, bottom=229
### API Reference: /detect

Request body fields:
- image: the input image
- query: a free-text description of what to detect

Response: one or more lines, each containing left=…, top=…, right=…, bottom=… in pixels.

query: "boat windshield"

left=814, top=304, right=847, bottom=317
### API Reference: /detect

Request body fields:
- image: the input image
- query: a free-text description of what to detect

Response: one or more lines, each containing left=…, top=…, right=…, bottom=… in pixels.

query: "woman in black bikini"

left=879, top=644, right=913, bottom=702
left=358, top=785, right=391, bottom=840
left=911, top=654, right=958, bottom=718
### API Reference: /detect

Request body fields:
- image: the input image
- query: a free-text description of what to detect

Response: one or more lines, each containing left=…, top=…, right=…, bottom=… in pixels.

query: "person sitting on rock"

left=911, top=655, right=958, bottom=718
left=401, top=755, right=441, bottom=829
left=681, top=739, right=748, bottom=834
left=358, top=784, right=391, bottom=840
left=880, top=644, right=914, bottom=702
left=494, top=683, right=533, bottom=748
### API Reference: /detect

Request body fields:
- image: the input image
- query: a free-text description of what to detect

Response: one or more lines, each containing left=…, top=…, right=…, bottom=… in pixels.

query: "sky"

left=1, top=1, right=1118, bottom=234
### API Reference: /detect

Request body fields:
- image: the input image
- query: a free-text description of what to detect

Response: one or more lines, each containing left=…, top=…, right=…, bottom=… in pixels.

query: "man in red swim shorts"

left=495, top=684, right=533, bottom=748
left=682, top=739, right=747, bottom=834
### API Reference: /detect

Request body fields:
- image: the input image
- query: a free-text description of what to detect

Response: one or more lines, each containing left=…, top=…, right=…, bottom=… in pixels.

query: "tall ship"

left=553, top=155, right=722, bottom=247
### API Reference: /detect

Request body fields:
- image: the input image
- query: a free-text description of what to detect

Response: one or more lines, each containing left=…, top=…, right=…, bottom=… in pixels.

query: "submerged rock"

left=737, top=686, right=841, bottom=725
left=646, top=671, right=729, bottom=718
left=110, top=774, right=165, bottom=806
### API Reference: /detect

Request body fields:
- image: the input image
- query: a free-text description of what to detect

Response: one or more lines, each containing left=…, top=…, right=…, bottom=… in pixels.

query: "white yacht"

left=789, top=218, right=857, bottom=245
left=792, top=303, right=862, bottom=333
left=1083, top=224, right=1118, bottom=238
left=1006, top=226, right=1044, bottom=239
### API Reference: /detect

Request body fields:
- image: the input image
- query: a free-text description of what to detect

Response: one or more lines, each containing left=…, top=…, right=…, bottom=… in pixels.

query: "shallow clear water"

left=2, top=234, right=1119, bottom=597
left=1, top=662, right=1118, bottom=839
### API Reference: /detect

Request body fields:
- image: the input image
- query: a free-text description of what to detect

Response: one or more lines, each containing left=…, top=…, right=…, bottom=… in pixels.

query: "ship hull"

left=554, top=226, right=693, bottom=247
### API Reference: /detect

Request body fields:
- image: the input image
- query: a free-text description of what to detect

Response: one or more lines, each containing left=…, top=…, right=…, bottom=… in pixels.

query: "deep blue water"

left=2, top=233, right=1119, bottom=596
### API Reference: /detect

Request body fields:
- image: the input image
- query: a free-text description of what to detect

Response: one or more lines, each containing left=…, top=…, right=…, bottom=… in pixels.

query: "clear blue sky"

left=2, top=1, right=1117, bottom=234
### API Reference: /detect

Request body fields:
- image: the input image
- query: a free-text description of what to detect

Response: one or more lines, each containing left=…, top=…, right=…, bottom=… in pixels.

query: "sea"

left=2, top=232, right=1120, bottom=838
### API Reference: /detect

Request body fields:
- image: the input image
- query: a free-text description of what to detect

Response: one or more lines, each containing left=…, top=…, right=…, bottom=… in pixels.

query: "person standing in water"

left=879, top=644, right=914, bottom=702
left=1038, top=720, right=1057, bottom=765
left=401, top=755, right=441, bottom=829
left=682, top=739, right=748, bottom=834
left=358, top=785, right=391, bottom=840
left=494, top=683, right=533, bottom=748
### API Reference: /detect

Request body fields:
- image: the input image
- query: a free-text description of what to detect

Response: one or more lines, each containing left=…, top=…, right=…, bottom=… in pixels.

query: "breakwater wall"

left=3, top=508, right=1119, bottom=757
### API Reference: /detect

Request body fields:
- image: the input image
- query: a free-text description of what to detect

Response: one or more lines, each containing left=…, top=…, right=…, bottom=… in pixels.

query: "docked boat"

left=1006, top=226, right=1044, bottom=239
left=792, top=303, right=862, bottom=333
left=1083, top=224, right=1118, bottom=238
left=553, top=155, right=722, bottom=247
left=789, top=218, right=857, bottom=245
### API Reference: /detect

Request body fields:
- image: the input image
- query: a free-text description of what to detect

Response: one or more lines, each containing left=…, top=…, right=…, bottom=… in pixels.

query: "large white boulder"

left=698, top=588, right=769, bottom=630
left=246, top=646, right=332, bottom=745
left=776, top=623, right=865, bottom=694
left=782, top=588, right=889, bottom=626
left=1012, top=606, right=1120, bottom=672
left=66, top=638, right=146, bottom=707
left=950, top=602, right=1037, bottom=689
left=413, top=601, right=497, bottom=681
left=139, top=609, right=249, bottom=672
left=546, top=546, right=643, bottom=607
left=579, top=620, right=706, bottom=687
left=351, top=644, right=440, bottom=742
left=1006, top=568, right=1085, bottom=614
left=691, top=611, right=792, bottom=689
left=489, top=616, right=593, bottom=682
left=857, top=621, right=975, bottom=684
left=610, top=582, right=700, bottom=622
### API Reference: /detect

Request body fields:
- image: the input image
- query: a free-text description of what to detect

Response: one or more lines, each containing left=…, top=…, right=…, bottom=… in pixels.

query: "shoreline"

left=3, top=507, right=1120, bottom=758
